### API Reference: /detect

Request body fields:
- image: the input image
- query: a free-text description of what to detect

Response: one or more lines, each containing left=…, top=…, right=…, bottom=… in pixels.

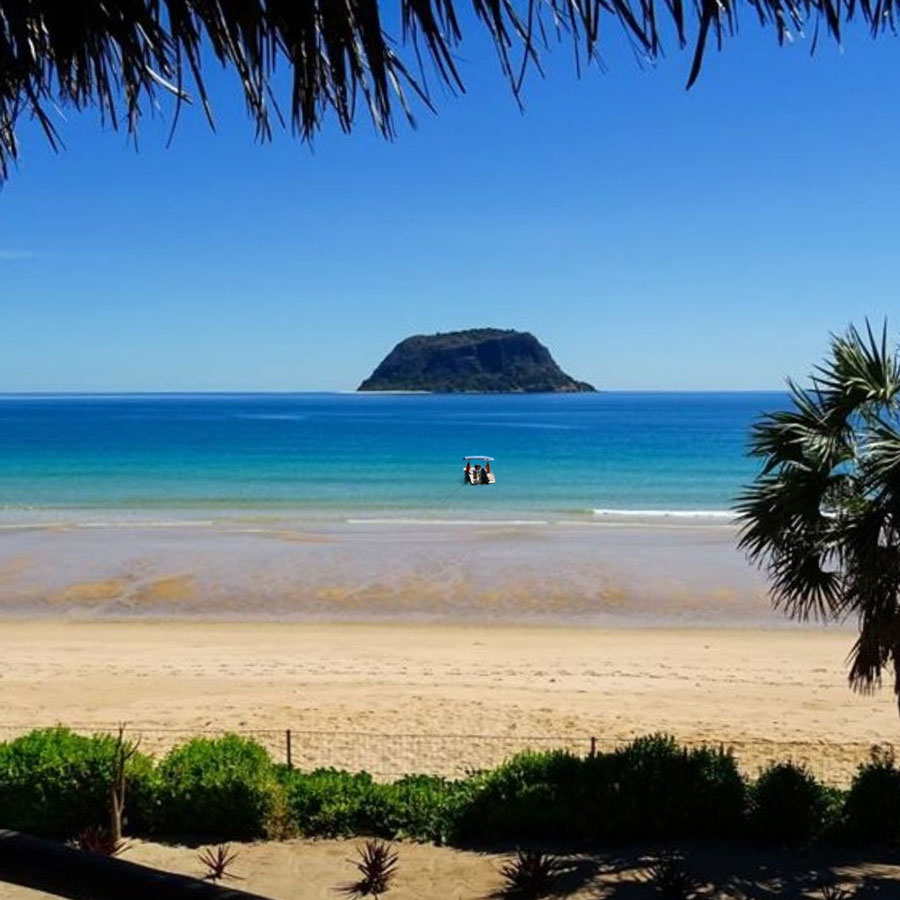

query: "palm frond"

left=0, top=0, right=898, bottom=179
left=736, top=466, right=847, bottom=621
left=738, top=322, right=900, bottom=711
left=864, top=422, right=900, bottom=490
left=846, top=605, right=900, bottom=711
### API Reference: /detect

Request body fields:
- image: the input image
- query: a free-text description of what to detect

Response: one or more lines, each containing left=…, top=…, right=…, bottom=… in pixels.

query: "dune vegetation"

left=1, top=727, right=898, bottom=851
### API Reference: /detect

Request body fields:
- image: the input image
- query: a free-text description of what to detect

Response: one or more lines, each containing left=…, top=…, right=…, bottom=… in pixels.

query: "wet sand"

left=0, top=517, right=773, bottom=624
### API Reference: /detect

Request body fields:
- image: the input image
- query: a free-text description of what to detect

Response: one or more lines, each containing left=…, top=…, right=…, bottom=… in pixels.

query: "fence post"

left=285, top=729, right=293, bottom=769
left=589, top=736, right=597, bottom=759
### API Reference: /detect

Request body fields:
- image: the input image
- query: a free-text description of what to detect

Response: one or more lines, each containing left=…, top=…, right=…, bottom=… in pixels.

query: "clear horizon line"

left=0, top=387, right=789, bottom=396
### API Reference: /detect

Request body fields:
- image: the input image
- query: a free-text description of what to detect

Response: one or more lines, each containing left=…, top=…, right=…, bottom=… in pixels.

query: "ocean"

left=0, top=392, right=786, bottom=622
left=0, top=392, right=781, bottom=523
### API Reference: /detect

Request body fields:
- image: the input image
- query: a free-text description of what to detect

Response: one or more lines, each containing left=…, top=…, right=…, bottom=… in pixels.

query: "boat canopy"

left=462, top=455, right=496, bottom=485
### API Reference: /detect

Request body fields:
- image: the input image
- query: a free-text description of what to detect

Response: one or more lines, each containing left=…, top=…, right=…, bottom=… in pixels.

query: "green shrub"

left=456, top=749, right=590, bottom=841
left=153, top=734, right=281, bottom=839
left=283, top=767, right=382, bottom=837
left=844, top=750, right=900, bottom=843
left=599, top=734, right=746, bottom=840
left=455, top=737, right=746, bottom=843
left=0, top=727, right=154, bottom=839
left=0, top=728, right=860, bottom=848
left=750, top=761, right=839, bottom=844
left=283, top=768, right=470, bottom=841
left=374, top=775, right=471, bottom=843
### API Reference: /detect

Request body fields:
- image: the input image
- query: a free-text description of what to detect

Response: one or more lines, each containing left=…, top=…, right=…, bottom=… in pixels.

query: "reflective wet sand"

left=0, top=518, right=773, bottom=624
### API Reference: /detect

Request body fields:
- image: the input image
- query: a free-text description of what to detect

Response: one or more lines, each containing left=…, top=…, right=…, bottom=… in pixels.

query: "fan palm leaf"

left=0, top=0, right=898, bottom=180
left=737, top=321, right=900, bottom=710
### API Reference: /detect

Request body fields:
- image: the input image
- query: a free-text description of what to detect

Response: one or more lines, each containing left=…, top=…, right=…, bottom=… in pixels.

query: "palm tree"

left=0, top=0, right=895, bottom=181
left=737, top=323, right=900, bottom=710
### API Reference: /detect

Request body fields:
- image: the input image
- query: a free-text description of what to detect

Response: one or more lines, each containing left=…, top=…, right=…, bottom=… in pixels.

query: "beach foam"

left=345, top=517, right=550, bottom=526
left=592, top=508, right=736, bottom=521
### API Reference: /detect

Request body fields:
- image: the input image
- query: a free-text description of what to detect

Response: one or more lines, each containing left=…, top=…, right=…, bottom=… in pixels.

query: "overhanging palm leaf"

left=0, top=0, right=898, bottom=181
left=737, top=322, right=900, bottom=710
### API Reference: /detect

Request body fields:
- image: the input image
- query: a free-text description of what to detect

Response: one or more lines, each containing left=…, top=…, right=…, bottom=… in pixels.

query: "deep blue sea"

left=0, top=392, right=783, bottom=521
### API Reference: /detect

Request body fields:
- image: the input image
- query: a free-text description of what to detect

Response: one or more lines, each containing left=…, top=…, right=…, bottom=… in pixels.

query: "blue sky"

left=1, top=16, right=898, bottom=392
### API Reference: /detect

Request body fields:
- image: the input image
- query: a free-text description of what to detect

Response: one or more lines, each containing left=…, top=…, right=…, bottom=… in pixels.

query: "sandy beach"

left=1, top=517, right=896, bottom=784
left=0, top=621, right=894, bottom=784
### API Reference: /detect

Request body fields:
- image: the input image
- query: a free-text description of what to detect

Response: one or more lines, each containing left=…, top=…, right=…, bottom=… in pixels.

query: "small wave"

left=0, top=523, right=65, bottom=531
left=592, top=508, right=735, bottom=521
left=347, top=518, right=549, bottom=526
left=451, top=420, right=579, bottom=431
left=233, top=414, right=309, bottom=421
left=0, top=519, right=216, bottom=531
left=77, top=520, right=216, bottom=528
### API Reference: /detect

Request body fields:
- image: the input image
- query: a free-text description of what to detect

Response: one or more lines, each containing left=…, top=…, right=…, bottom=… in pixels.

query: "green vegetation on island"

left=358, top=329, right=595, bottom=393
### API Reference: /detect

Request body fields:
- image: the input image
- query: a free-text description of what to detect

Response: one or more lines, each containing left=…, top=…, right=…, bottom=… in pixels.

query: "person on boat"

left=479, top=464, right=490, bottom=484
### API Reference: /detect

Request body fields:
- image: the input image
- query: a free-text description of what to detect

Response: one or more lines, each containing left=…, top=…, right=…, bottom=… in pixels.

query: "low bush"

left=498, top=849, right=563, bottom=900
left=750, top=761, right=841, bottom=844
left=643, top=853, right=701, bottom=900
left=0, top=727, right=154, bottom=839
left=599, top=735, right=746, bottom=839
left=283, top=768, right=384, bottom=837
left=374, top=775, right=471, bottom=843
left=456, top=737, right=746, bottom=843
left=152, top=734, right=282, bottom=839
left=282, top=769, right=467, bottom=842
left=456, top=749, right=589, bottom=841
left=0, top=728, right=879, bottom=848
left=340, top=839, right=399, bottom=898
left=74, top=825, right=130, bottom=858
left=843, top=749, right=900, bottom=843
left=198, top=844, right=240, bottom=882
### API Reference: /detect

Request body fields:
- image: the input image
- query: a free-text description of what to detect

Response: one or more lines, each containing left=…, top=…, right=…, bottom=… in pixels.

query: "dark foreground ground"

left=1, top=837, right=897, bottom=900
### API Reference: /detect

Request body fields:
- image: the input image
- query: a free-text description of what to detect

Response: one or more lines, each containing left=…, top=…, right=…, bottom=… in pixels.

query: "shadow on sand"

left=468, top=841, right=900, bottom=899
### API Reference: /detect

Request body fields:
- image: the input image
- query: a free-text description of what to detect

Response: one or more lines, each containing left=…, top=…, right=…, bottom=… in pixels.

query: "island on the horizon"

left=358, top=328, right=596, bottom=393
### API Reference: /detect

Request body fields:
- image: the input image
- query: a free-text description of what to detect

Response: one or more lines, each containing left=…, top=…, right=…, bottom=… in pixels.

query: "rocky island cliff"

left=358, top=329, right=595, bottom=393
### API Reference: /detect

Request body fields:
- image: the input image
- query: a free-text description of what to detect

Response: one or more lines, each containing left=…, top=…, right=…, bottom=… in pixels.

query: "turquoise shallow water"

left=0, top=392, right=782, bottom=521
